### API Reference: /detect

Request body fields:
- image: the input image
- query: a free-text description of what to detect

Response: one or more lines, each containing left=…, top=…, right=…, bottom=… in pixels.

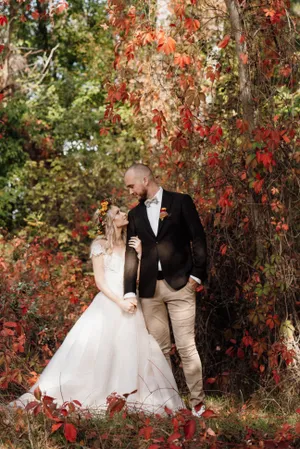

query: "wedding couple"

left=11, top=163, right=207, bottom=416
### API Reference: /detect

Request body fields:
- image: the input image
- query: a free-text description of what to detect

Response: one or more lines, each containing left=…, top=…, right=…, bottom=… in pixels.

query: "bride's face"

left=112, top=206, right=129, bottom=228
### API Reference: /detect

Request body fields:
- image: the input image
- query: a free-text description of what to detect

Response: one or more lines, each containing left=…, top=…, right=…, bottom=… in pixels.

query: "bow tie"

left=145, top=197, right=159, bottom=208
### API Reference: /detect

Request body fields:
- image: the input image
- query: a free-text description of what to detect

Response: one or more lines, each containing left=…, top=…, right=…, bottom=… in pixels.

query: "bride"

left=10, top=200, right=183, bottom=413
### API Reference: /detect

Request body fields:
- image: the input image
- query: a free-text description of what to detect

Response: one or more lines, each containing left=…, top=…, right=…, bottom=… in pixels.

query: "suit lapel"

left=138, top=202, right=156, bottom=239
left=158, top=190, right=173, bottom=236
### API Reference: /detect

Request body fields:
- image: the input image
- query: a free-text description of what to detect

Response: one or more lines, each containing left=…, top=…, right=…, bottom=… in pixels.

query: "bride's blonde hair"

left=92, top=204, right=126, bottom=254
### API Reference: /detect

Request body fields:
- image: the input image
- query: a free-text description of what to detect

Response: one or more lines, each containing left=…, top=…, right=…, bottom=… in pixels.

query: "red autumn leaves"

left=141, top=406, right=217, bottom=448
left=0, top=2, right=68, bottom=26
left=138, top=19, right=201, bottom=64
left=0, top=15, right=8, bottom=26
left=184, top=18, right=200, bottom=33
left=63, top=422, right=77, bottom=442
left=218, top=35, right=231, bottom=49
left=24, top=388, right=80, bottom=442
left=157, top=32, right=176, bottom=55
left=174, top=54, right=191, bottom=68
left=218, top=34, right=248, bottom=64
left=23, top=386, right=218, bottom=446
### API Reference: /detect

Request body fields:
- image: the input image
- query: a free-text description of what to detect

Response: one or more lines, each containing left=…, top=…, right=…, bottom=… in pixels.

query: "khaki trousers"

left=140, top=280, right=204, bottom=407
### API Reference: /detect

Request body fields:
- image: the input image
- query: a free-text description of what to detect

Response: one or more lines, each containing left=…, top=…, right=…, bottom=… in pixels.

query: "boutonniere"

left=159, top=207, right=169, bottom=221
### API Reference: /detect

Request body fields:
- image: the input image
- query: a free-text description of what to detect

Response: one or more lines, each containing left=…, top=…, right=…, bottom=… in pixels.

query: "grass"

left=1, top=395, right=299, bottom=449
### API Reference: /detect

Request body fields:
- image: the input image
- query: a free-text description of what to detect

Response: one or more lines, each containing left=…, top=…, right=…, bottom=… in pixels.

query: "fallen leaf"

left=184, top=419, right=196, bottom=440
left=52, top=422, right=63, bottom=433
left=201, top=409, right=217, bottom=418
left=207, top=427, right=216, bottom=436
left=168, top=432, right=182, bottom=442
left=64, top=423, right=77, bottom=442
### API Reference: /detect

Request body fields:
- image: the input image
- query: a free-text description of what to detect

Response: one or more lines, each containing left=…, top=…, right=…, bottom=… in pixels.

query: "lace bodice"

left=90, top=239, right=125, bottom=295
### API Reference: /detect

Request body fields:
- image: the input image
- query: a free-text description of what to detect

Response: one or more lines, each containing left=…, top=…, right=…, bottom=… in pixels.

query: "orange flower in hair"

left=97, top=199, right=112, bottom=234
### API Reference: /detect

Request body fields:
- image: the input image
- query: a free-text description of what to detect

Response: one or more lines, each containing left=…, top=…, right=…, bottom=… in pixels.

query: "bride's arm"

left=92, top=255, right=136, bottom=314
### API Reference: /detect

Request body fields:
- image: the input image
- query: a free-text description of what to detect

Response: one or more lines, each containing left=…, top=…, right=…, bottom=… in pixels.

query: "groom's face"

left=125, top=172, right=148, bottom=201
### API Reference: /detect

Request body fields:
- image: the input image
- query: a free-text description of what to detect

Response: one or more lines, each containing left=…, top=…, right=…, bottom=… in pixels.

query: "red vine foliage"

left=102, top=0, right=299, bottom=398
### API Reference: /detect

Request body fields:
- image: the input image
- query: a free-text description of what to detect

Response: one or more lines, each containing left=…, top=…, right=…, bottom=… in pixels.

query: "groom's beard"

left=138, top=188, right=148, bottom=201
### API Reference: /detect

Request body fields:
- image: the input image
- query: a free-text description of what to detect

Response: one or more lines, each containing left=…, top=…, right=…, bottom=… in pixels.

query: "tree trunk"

left=225, top=0, right=265, bottom=260
left=37, top=1, right=49, bottom=50
left=224, top=0, right=255, bottom=130
left=156, top=0, right=170, bottom=29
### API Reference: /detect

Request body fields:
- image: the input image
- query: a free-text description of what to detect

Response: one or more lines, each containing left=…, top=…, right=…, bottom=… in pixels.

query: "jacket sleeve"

left=182, top=194, right=207, bottom=282
left=124, top=210, right=139, bottom=294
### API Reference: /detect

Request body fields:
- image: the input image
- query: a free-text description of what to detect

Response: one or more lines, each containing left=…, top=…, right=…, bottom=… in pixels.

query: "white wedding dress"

left=11, top=239, right=183, bottom=414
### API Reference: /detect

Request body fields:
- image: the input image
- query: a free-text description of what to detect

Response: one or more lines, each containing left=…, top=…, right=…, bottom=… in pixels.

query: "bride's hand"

left=128, top=236, right=142, bottom=259
left=119, top=300, right=136, bottom=314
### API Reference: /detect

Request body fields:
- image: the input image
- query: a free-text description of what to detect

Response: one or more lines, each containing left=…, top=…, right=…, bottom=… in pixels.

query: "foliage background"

left=0, top=0, right=143, bottom=400
left=0, top=0, right=299, bottom=435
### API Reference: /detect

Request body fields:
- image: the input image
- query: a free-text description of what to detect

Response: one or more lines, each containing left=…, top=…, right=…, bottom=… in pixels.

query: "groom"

left=124, top=163, right=207, bottom=415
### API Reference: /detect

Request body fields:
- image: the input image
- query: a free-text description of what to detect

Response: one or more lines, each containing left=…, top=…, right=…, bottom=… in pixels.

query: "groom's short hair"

left=126, top=163, right=154, bottom=180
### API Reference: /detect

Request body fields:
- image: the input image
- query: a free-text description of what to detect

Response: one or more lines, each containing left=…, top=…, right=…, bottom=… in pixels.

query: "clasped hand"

left=119, top=298, right=137, bottom=314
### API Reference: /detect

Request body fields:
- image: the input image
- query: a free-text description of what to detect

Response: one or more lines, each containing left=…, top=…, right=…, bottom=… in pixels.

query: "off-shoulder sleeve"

left=90, top=239, right=107, bottom=258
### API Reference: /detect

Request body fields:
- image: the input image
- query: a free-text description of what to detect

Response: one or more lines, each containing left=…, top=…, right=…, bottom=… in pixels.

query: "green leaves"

left=0, top=0, right=142, bottom=235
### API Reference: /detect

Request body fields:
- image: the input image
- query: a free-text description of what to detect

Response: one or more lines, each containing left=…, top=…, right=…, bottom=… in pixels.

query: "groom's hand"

left=120, top=300, right=136, bottom=314
left=188, top=277, right=199, bottom=291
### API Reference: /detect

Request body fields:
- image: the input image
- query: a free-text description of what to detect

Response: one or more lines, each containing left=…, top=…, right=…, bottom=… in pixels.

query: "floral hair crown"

left=97, top=199, right=112, bottom=235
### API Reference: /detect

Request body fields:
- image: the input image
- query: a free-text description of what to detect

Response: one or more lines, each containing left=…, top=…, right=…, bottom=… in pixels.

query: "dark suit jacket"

left=124, top=189, right=207, bottom=298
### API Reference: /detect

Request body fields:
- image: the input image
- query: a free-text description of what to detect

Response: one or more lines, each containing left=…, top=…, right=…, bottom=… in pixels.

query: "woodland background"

left=0, top=0, right=299, bottom=448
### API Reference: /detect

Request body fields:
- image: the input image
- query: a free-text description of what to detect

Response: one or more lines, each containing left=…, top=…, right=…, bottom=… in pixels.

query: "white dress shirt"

left=146, top=186, right=163, bottom=270
left=124, top=187, right=200, bottom=298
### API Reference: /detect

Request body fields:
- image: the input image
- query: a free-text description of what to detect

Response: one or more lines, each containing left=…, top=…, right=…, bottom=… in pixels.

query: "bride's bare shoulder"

left=90, top=237, right=108, bottom=257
